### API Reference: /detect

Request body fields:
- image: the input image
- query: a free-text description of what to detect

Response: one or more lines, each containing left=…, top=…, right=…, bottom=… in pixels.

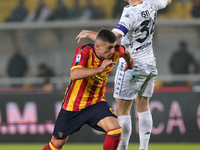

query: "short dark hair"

left=96, top=29, right=117, bottom=43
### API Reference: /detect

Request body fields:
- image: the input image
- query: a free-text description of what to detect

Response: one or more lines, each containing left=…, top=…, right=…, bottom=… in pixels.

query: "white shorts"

left=113, top=60, right=158, bottom=100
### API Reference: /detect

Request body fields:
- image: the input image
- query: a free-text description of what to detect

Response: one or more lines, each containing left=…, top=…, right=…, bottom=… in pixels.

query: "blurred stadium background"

left=0, top=0, right=200, bottom=148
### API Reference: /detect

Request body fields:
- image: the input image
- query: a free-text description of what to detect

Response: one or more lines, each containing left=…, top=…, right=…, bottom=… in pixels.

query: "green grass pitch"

left=0, top=143, right=200, bottom=150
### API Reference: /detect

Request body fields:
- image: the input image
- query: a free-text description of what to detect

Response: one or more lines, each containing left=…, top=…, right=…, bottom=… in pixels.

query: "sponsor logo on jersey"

left=144, top=131, right=151, bottom=135
left=125, top=14, right=130, bottom=19
left=136, top=42, right=151, bottom=51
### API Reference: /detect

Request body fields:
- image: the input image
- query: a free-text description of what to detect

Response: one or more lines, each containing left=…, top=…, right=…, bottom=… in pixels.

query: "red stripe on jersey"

left=73, top=79, right=89, bottom=111
left=85, top=80, right=99, bottom=107
left=63, top=80, right=73, bottom=97
left=62, top=80, right=75, bottom=110
left=97, top=79, right=107, bottom=103
left=91, top=50, right=95, bottom=66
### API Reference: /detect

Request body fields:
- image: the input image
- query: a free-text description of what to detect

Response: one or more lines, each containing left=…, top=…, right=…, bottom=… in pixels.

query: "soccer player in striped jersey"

left=76, top=1, right=172, bottom=150
left=42, top=29, right=134, bottom=150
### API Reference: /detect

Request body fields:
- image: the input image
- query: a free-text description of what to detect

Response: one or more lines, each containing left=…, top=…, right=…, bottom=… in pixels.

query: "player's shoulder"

left=114, top=44, right=126, bottom=58
left=121, top=5, right=138, bottom=22
left=115, top=43, right=124, bottom=47
left=123, top=3, right=149, bottom=18
left=115, top=44, right=126, bottom=51
left=123, top=5, right=137, bottom=14
left=79, top=42, right=94, bottom=50
left=76, top=43, right=94, bottom=56
left=77, top=42, right=93, bottom=51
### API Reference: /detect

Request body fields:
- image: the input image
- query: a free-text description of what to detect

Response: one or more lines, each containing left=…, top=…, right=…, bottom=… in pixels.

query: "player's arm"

left=112, top=31, right=122, bottom=39
left=76, top=30, right=123, bottom=43
left=70, top=60, right=116, bottom=81
left=76, top=30, right=98, bottom=43
left=123, top=49, right=134, bottom=71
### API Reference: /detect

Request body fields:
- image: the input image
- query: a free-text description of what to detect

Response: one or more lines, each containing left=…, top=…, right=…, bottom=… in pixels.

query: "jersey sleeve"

left=115, top=44, right=126, bottom=58
left=112, top=7, right=136, bottom=36
left=121, top=34, right=130, bottom=46
left=71, top=45, right=89, bottom=70
left=150, top=0, right=168, bottom=10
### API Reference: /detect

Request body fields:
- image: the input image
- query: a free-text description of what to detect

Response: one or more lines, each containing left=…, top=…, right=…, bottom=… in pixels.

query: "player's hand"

left=75, top=30, right=89, bottom=43
left=99, top=60, right=116, bottom=73
left=124, top=60, right=134, bottom=71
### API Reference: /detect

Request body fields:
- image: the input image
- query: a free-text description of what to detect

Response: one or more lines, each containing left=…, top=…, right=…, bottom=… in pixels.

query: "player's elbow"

left=167, top=0, right=172, bottom=5
left=70, top=75, right=75, bottom=81
left=70, top=69, right=78, bottom=81
left=112, top=31, right=122, bottom=40
left=70, top=67, right=86, bottom=81
left=70, top=74, right=78, bottom=81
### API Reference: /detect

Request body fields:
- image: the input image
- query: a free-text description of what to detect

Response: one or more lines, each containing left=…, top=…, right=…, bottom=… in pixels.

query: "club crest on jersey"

left=58, top=132, right=63, bottom=138
left=141, top=10, right=149, bottom=19
left=76, top=54, right=81, bottom=62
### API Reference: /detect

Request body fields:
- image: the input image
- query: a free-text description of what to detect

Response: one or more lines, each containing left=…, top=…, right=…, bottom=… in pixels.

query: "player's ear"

left=94, top=43, right=100, bottom=50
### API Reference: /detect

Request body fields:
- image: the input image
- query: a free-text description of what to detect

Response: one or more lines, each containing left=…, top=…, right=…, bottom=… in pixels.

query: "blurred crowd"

left=1, top=0, right=200, bottom=23
left=1, top=0, right=200, bottom=90
left=5, top=40, right=200, bottom=90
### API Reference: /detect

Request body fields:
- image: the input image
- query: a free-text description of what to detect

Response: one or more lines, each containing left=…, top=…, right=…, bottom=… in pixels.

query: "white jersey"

left=113, top=0, right=168, bottom=99
left=112, top=0, right=168, bottom=67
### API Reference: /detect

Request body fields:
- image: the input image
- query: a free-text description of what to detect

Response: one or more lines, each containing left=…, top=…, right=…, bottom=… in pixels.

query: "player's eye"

left=108, top=46, right=114, bottom=49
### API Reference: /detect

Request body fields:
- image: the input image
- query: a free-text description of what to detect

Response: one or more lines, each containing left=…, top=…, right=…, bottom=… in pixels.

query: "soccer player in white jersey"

left=76, top=0, right=172, bottom=150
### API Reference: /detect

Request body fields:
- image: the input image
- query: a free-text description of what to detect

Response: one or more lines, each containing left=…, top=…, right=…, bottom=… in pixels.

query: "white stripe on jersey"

left=112, top=0, right=168, bottom=65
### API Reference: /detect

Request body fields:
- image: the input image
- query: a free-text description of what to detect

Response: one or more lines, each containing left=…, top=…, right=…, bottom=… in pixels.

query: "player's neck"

left=129, top=0, right=143, bottom=6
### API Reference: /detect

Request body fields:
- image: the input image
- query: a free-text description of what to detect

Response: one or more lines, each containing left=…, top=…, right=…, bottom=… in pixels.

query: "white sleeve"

left=112, top=7, right=136, bottom=36
left=150, top=0, right=168, bottom=10
left=121, top=34, right=130, bottom=46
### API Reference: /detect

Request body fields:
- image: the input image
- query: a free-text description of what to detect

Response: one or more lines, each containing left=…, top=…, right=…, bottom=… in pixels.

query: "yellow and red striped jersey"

left=62, top=43, right=125, bottom=111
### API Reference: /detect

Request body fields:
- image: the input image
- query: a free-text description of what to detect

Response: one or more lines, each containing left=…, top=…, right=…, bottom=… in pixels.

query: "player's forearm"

left=123, top=50, right=133, bottom=65
left=123, top=50, right=134, bottom=70
left=87, top=30, right=98, bottom=41
left=76, top=30, right=98, bottom=43
left=70, top=67, right=101, bottom=81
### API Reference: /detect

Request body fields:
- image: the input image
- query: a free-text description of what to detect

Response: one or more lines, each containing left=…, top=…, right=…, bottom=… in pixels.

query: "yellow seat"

left=0, top=0, right=18, bottom=22
left=168, top=1, right=192, bottom=18
left=158, top=1, right=192, bottom=19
